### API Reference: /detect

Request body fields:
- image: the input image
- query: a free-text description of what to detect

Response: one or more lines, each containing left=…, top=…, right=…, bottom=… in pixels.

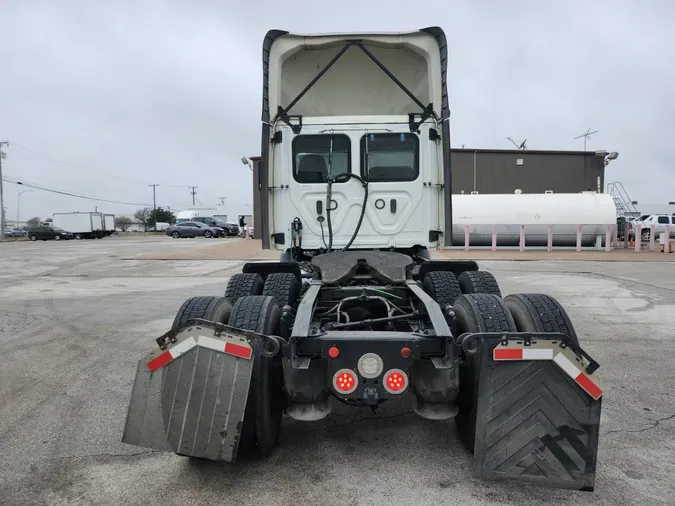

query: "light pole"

left=17, top=190, right=33, bottom=226
left=241, top=157, right=252, bottom=171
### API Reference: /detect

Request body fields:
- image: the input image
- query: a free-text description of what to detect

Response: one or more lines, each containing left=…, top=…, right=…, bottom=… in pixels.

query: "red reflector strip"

left=494, top=348, right=523, bottom=360
left=575, top=372, right=603, bottom=401
left=224, top=342, right=253, bottom=360
left=146, top=351, right=172, bottom=372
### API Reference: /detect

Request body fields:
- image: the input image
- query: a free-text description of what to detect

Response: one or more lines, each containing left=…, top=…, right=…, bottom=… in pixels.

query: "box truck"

left=52, top=212, right=104, bottom=239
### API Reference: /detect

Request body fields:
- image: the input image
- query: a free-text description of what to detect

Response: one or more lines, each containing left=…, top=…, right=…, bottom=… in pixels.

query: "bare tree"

left=115, top=216, right=133, bottom=232
left=26, top=216, right=42, bottom=227
left=133, top=208, right=151, bottom=231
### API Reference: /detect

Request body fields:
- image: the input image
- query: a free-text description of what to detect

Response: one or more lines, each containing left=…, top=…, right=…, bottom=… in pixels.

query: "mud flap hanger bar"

left=461, top=331, right=599, bottom=375
left=155, top=318, right=286, bottom=359
left=275, top=40, right=436, bottom=134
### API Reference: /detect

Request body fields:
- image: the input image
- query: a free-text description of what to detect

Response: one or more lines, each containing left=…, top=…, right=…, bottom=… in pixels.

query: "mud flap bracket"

left=122, top=321, right=259, bottom=462
left=462, top=333, right=602, bottom=491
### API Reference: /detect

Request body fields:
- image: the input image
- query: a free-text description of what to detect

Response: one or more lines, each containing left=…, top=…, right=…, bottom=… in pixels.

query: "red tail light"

left=383, top=369, right=408, bottom=394
left=333, top=369, right=358, bottom=394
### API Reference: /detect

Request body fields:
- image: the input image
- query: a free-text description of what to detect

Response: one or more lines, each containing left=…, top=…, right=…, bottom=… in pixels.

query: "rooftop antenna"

left=507, top=136, right=527, bottom=150
left=575, top=128, right=598, bottom=151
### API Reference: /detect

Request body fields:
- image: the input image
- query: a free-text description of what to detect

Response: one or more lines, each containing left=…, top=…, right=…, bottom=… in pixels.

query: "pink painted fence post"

left=464, top=225, right=470, bottom=251
left=519, top=225, right=525, bottom=252
left=650, top=225, right=656, bottom=250
left=491, top=225, right=497, bottom=252
left=613, top=225, right=618, bottom=247
left=576, top=225, right=582, bottom=252
left=635, top=225, right=642, bottom=252
left=666, top=225, right=671, bottom=254
left=547, top=225, right=553, bottom=252
left=605, top=224, right=611, bottom=252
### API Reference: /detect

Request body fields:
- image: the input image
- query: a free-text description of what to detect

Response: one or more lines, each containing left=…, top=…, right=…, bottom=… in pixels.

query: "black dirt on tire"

left=422, top=271, right=462, bottom=306
left=228, top=295, right=284, bottom=458
left=225, top=273, right=264, bottom=304
left=171, top=296, right=226, bottom=332
left=458, top=271, right=501, bottom=298
left=453, top=293, right=517, bottom=453
left=262, top=272, right=301, bottom=309
left=504, top=293, right=579, bottom=346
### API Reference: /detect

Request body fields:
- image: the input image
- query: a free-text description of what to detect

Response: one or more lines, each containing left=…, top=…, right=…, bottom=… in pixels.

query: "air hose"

left=326, top=173, right=368, bottom=252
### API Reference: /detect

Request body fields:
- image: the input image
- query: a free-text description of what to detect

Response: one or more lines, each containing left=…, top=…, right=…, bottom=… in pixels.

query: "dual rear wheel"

left=170, top=272, right=300, bottom=460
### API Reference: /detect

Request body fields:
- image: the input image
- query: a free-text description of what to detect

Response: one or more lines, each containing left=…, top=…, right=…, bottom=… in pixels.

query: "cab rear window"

left=360, top=133, right=419, bottom=182
left=292, top=135, right=351, bottom=183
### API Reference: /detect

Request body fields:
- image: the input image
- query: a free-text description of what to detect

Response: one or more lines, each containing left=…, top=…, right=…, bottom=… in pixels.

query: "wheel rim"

left=30, top=236, right=37, bottom=241
left=205, top=231, right=212, bottom=238
left=55, top=235, right=60, bottom=240
left=172, top=232, right=179, bottom=238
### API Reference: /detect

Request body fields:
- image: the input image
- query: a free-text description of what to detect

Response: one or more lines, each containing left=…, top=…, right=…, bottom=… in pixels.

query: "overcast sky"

left=1, top=0, right=673, bottom=222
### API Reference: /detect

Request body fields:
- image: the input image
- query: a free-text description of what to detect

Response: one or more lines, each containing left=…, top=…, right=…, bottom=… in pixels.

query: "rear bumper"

left=285, top=332, right=458, bottom=405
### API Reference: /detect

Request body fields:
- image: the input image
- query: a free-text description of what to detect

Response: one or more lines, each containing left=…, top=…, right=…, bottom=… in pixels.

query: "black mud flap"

left=122, top=321, right=257, bottom=462
left=463, top=333, right=602, bottom=491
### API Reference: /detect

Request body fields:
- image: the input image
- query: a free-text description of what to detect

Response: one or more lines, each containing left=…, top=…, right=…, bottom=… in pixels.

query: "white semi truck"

left=52, top=212, right=104, bottom=239
left=122, top=28, right=603, bottom=492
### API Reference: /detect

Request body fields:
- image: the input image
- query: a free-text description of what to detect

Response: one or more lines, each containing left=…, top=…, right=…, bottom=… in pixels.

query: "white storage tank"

left=451, top=192, right=617, bottom=247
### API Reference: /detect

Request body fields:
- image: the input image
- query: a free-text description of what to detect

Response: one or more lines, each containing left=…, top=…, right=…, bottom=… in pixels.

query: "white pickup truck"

left=637, top=214, right=675, bottom=241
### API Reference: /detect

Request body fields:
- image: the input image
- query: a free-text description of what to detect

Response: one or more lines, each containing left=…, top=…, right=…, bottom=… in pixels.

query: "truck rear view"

left=122, top=27, right=603, bottom=492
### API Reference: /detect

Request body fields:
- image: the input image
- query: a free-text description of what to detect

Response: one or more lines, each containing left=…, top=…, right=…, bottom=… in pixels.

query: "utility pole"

left=218, top=196, right=227, bottom=205
left=0, top=141, right=9, bottom=241
left=189, top=186, right=198, bottom=206
left=149, top=184, right=159, bottom=231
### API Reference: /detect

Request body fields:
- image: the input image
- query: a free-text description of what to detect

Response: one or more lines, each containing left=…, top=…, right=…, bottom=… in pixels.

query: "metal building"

left=451, top=149, right=608, bottom=195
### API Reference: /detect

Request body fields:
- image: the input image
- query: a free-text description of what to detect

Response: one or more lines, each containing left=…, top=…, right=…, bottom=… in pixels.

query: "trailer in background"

left=52, top=212, right=104, bottom=239
left=103, top=214, right=116, bottom=236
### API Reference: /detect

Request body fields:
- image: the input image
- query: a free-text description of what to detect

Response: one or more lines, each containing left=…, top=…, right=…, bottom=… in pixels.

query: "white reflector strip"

left=169, top=337, right=198, bottom=359
left=197, top=335, right=226, bottom=352
left=553, top=353, right=581, bottom=379
left=522, top=348, right=554, bottom=360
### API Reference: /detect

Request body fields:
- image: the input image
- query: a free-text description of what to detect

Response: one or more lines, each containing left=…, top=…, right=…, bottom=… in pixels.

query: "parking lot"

left=1, top=236, right=674, bottom=506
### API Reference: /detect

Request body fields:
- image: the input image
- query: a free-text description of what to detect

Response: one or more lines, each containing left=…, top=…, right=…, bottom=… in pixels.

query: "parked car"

left=27, top=226, right=74, bottom=241
left=4, top=228, right=26, bottom=237
left=191, top=216, right=238, bottom=236
left=165, top=221, right=223, bottom=239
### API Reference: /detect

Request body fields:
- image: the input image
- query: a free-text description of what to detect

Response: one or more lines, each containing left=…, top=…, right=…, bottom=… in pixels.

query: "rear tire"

left=262, top=272, right=301, bottom=309
left=171, top=232, right=180, bottom=239
left=225, top=273, right=264, bottom=304
left=458, top=271, right=501, bottom=297
left=228, top=295, right=284, bottom=458
left=54, top=234, right=61, bottom=241
left=453, top=294, right=517, bottom=452
left=204, top=231, right=213, bottom=238
left=171, top=296, right=228, bottom=332
left=422, top=271, right=462, bottom=306
left=504, top=293, right=579, bottom=346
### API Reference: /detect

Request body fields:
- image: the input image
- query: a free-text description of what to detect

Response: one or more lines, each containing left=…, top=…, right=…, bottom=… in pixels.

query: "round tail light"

left=333, top=369, right=358, bottom=394
left=383, top=369, right=408, bottom=394
left=357, top=353, right=383, bottom=379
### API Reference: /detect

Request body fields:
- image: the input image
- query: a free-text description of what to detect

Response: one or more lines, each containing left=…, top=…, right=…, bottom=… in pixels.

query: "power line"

left=2, top=176, right=154, bottom=207
left=10, top=142, right=190, bottom=188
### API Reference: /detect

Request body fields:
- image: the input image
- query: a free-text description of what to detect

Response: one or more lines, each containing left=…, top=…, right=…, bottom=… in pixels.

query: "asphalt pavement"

left=1, top=236, right=674, bottom=506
